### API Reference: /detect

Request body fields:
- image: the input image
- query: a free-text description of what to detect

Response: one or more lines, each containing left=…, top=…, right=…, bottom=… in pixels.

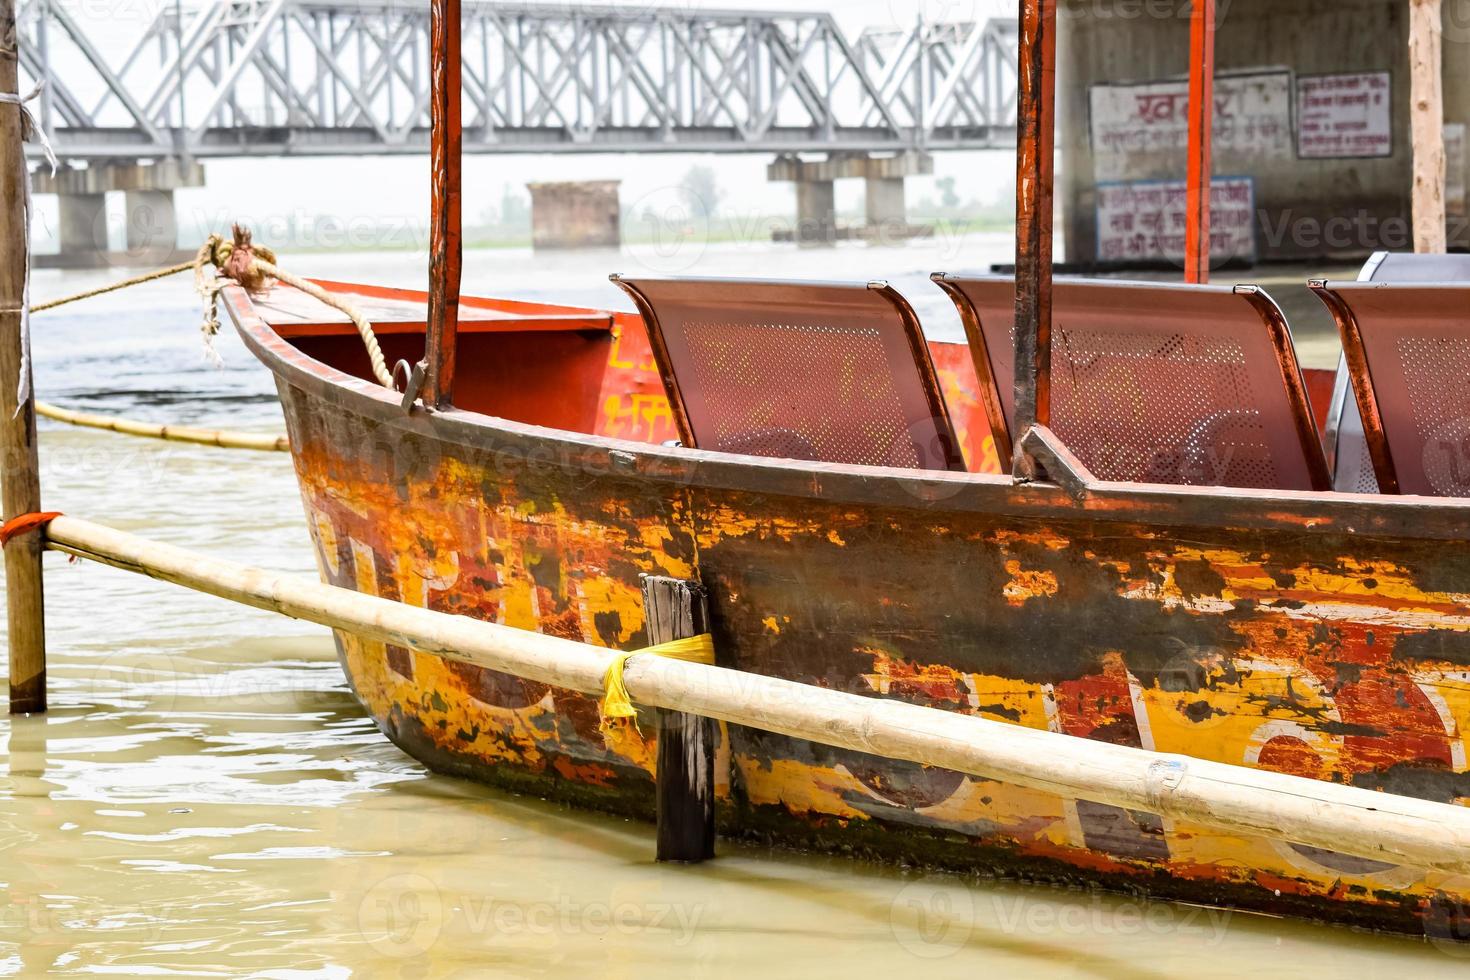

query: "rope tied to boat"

left=194, top=225, right=395, bottom=388
left=600, top=633, right=718, bottom=735
left=0, top=511, right=61, bottom=546
left=0, top=82, right=57, bottom=419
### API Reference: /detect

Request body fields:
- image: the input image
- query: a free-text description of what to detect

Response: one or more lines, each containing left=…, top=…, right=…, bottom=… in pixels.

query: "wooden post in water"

left=1012, top=0, right=1056, bottom=480
left=1410, top=0, right=1446, bottom=253
left=641, top=576, right=715, bottom=863
left=0, top=0, right=46, bottom=714
left=1184, top=0, right=1216, bottom=283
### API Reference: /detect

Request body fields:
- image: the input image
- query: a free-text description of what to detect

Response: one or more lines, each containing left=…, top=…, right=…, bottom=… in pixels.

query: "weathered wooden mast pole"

left=1012, top=0, right=1056, bottom=479
left=0, top=0, right=46, bottom=714
left=1410, top=0, right=1446, bottom=253
left=425, top=0, right=462, bottom=407
left=1184, top=0, right=1216, bottom=283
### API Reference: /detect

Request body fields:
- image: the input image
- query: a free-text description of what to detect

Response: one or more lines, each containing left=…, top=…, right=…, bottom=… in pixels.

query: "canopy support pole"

left=1012, top=0, right=1057, bottom=482
left=0, top=0, right=47, bottom=714
left=425, top=0, right=462, bottom=408
left=1410, top=0, right=1446, bottom=254
left=1185, top=0, right=1215, bottom=283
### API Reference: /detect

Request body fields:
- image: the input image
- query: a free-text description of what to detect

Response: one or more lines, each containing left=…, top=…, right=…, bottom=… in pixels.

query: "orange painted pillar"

left=1185, top=0, right=1216, bottom=284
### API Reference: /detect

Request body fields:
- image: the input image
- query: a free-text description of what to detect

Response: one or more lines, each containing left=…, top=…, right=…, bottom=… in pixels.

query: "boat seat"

left=931, top=274, right=1330, bottom=491
left=609, top=276, right=965, bottom=471
left=1318, top=251, right=1470, bottom=495
left=1311, top=258, right=1470, bottom=497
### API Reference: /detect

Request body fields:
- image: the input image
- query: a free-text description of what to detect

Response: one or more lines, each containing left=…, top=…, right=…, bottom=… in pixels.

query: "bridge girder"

left=16, top=0, right=1018, bottom=162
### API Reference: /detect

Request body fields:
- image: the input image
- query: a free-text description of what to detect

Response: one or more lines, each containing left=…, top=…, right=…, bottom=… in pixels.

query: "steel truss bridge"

left=15, top=0, right=1018, bottom=163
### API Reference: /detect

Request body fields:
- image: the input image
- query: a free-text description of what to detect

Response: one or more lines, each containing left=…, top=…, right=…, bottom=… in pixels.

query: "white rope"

left=0, top=83, right=57, bottom=418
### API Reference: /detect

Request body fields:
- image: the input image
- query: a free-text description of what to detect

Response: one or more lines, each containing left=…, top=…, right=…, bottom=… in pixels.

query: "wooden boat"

left=222, top=0, right=1470, bottom=941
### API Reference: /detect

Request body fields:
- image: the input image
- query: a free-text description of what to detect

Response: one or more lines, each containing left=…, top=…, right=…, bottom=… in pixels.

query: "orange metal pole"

left=425, top=0, right=462, bottom=408
left=1185, top=0, right=1216, bottom=284
left=1013, top=0, right=1057, bottom=473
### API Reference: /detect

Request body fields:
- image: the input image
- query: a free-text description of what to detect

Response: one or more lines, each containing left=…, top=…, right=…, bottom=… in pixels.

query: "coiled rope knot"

left=194, top=224, right=393, bottom=388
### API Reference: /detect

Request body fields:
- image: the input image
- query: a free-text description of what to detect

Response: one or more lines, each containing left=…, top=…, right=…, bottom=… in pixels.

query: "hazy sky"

left=28, top=0, right=1016, bottom=248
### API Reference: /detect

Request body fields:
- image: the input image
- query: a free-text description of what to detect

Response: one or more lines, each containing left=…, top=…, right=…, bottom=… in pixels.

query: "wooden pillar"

left=1185, top=0, right=1216, bottom=283
left=641, top=576, right=715, bottom=863
left=1012, top=0, right=1057, bottom=478
left=425, top=0, right=462, bottom=407
left=1410, top=0, right=1447, bottom=254
left=0, top=0, right=47, bottom=714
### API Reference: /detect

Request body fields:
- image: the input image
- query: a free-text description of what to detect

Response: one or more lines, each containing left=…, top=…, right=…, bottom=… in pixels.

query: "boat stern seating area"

left=609, top=275, right=966, bottom=471
left=1314, top=252, right=1470, bottom=497
left=931, top=275, right=1331, bottom=491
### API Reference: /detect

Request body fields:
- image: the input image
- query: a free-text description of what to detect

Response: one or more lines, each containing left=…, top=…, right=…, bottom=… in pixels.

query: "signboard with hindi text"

left=1296, top=72, right=1393, bottom=159
left=1096, top=177, right=1257, bottom=265
left=1088, top=72, right=1293, bottom=182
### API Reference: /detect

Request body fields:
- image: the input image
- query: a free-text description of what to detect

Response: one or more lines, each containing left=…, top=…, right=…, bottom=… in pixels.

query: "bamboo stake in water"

left=39, top=515, right=1470, bottom=876
left=0, top=0, right=46, bottom=714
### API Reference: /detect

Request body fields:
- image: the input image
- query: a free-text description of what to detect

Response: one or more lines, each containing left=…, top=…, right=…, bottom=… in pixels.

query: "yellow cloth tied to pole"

left=600, top=634, right=717, bottom=734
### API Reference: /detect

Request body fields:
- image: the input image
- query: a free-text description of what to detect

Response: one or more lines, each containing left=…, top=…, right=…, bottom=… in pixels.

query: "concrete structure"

left=768, top=152, right=934, bottom=244
left=527, top=182, right=622, bottom=251
left=1057, top=0, right=1469, bottom=267
left=32, top=159, right=204, bottom=268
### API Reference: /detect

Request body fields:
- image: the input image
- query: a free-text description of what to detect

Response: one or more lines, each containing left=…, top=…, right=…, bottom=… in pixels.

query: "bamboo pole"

left=36, top=402, right=289, bottom=452
left=39, top=514, right=1470, bottom=875
left=1411, top=0, right=1447, bottom=253
left=0, top=0, right=46, bottom=714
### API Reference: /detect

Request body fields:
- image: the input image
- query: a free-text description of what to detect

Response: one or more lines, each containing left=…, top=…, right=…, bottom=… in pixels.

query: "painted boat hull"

left=228, top=281, right=1470, bottom=940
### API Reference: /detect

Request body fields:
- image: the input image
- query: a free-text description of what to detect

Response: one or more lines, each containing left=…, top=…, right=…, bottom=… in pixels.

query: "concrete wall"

left=1057, top=0, right=1459, bottom=266
left=527, top=181, right=622, bottom=250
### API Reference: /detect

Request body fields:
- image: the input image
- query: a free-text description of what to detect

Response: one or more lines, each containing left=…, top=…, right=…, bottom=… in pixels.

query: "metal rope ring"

left=392, top=359, right=428, bottom=413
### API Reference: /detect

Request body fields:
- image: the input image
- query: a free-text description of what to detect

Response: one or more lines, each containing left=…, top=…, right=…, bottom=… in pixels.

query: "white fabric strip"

left=0, top=83, right=57, bottom=417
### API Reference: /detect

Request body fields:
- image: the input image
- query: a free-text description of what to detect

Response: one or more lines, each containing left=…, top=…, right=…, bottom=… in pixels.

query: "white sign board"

left=1089, top=72, right=1293, bottom=182
left=1296, top=72, right=1393, bottom=159
left=1096, top=178, right=1257, bottom=265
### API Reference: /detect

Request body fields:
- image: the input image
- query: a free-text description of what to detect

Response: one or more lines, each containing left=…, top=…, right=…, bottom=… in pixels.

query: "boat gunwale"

left=225, top=280, right=1470, bottom=542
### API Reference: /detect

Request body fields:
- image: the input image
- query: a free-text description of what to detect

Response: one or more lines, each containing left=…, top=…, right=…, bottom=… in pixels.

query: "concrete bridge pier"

left=56, top=191, right=107, bottom=264
left=769, top=155, right=838, bottom=245
left=862, top=151, right=933, bottom=240
left=33, top=159, right=204, bottom=269
left=769, top=151, right=934, bottom=245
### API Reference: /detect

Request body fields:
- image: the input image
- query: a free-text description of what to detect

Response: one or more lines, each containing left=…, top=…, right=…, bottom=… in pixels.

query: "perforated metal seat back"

left=1326, top=252, right=1470, bottom=493
left=934, top=276, right=1328, bottom=491
left=1316, top=282, right=1470, bottom=497
left=611, top=276, right=964, bottom=471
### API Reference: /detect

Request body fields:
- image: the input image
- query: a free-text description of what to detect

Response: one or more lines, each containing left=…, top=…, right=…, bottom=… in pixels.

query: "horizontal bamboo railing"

left=37, top=402, right=289, bottom=452
left=40, top=515, right=1470, bottom=875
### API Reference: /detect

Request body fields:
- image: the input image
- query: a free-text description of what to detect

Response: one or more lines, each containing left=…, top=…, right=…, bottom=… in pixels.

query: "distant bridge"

left=15, top=0, right=1019, bottom=162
